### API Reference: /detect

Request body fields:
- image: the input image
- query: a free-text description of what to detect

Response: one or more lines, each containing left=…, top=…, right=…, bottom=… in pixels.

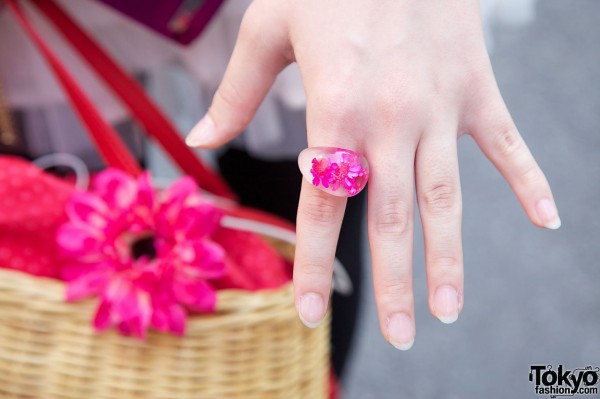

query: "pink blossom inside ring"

left=298, top=147, right=369, bottom=197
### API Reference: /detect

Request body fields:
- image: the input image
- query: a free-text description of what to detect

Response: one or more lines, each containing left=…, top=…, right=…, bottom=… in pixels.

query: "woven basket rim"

left=0, top=267, right=293, bottom=308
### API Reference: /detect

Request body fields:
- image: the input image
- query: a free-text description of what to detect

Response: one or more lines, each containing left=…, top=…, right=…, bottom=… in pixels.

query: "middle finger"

left=367, top=135, right=419, bottom=350
left=415, top=126, right=464, bottom=324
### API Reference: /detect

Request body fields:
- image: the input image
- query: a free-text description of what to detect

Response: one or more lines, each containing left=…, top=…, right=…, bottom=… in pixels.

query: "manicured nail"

left=298, top=293, right=325, bottom=328
left=185, top=114, right=216, bottom=147
left=387, top=313, right=415, bottom=351
left=433, top=285, right=459, bottom=324
left=298, top=147, right=369, bottom=197
left=536, top=198, right=561, bottom=230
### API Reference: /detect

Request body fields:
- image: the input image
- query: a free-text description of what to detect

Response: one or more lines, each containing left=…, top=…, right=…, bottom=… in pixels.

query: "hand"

left=186, top=0, right=560, bottom=350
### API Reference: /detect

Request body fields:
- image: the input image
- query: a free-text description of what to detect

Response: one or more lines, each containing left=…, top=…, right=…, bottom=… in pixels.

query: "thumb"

left=186, top=3, right=292, bottom=149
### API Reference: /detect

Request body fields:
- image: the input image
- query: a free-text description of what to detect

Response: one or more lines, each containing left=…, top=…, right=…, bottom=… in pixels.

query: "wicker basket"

left=0, top=240, right=330, bottom=399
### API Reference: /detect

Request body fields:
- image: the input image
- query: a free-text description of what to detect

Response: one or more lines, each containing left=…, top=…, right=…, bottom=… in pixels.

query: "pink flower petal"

left=131, top=266, right=160, bottom=292
left=56, top=223, right=106, bottom=259
left=162, top=176, right=198, bottom=205
left=118, top=315, right=148, bottom=340
left=112, top=284, right=144, bottom=320
left=118, top=320, right=134, bottom=336
left=176, top=239, right=226, bottom=279
left=66, top=269, right=112, bottom=301
left=159, top=177, right=198, bottom=219
left=92, top=168, right=137, bottom=211
left=136, top=173, right=155, bottom=208
left=66, top=191, right=110, bottom=230
left=176, top=204, right=223, bottom=240
left=167, top=304, right=186, bottom=336
left=174, top=277, right=217, bottom=313
left=93, top=299, right=113, bottom=331
left=100, top=277, right=152, bottom=338
left=131, top=173, right=156, bottom=229
left=150, top=303, right=171, bottom=332
left=151, top=301, right=187, bottom=336
left=156, top=177, right=199, bottom=226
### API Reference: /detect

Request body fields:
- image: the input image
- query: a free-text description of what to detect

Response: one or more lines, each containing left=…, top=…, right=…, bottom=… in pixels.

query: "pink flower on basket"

left=57, top=169, right=225, bottom=338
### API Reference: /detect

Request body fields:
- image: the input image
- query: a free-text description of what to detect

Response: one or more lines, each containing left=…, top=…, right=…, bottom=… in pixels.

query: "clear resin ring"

left=298, top=147, right=369, bottom=197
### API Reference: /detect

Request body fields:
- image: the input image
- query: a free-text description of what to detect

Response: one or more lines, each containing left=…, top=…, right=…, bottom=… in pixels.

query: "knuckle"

left=519, top=163, right=543, bottom=186
left=380, top=278, right=412, bottom=300
left=421, top=180, right=457, bottom=214
left=315, top=86, right=360, bottom=125
left=299, top=262, right=330, bottom=278
left=429, top=255, right=461, bottom=273
left=213, top=80, right=251, bottom=132
left=302, top=195, right=341, bottom=225
left=373, top=88, right=404, bottom=123
left=463, top=58, right=492, bottom=86
left=373, top=197, right=411, bottom=237
left=495, top=127, right=523, bottom=158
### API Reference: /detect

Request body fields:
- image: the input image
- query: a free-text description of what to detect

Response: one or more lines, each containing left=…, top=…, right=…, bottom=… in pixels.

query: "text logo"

left=529, top=365, right=599, bottom=398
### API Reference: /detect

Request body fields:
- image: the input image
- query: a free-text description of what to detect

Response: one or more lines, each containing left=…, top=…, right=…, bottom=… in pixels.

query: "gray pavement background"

left=343, top=1, right=600, bottom=398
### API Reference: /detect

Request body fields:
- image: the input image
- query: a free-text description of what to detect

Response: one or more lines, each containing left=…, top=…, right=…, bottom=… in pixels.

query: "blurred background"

left=344, top=1, right=600, bottom=398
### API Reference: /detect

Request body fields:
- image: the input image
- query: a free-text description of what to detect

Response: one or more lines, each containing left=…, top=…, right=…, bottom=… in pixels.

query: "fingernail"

left=433, top=285, right=459, bottom=324
left=297, top=147, right=369, bottom=197
left=298, top=293, right=325, bottom=328
left=536, top=198, right=561, bottom=230
left=387, top=313, right=415, bottom=351
left=185, top=114, right=216, bottom=147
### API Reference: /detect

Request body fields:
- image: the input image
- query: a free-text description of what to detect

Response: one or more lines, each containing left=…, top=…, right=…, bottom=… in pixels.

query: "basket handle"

left=6, top=0, right=236, bottom=200
left=6, top=0, right=142, bottom=178
left=7, top=0, right=297, bottom=233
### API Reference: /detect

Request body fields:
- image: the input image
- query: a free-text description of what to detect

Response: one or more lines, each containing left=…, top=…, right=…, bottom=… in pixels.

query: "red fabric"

left=330, top=368, right=341, bottom=399
left=0, top=157, right=74, bottom=277
left=212, top=227, right=292, bottom=291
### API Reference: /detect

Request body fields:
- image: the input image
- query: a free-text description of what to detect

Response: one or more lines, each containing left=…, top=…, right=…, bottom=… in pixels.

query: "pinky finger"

left=468, top=90, right=561, bottom=230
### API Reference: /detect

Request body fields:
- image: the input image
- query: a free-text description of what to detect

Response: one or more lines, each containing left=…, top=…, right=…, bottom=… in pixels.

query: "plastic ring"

left=298, top=147, right=369, bottom=197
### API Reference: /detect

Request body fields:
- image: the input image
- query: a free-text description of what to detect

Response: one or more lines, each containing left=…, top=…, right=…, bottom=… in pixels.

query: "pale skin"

left=186, top=0, right=560, bottom=350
